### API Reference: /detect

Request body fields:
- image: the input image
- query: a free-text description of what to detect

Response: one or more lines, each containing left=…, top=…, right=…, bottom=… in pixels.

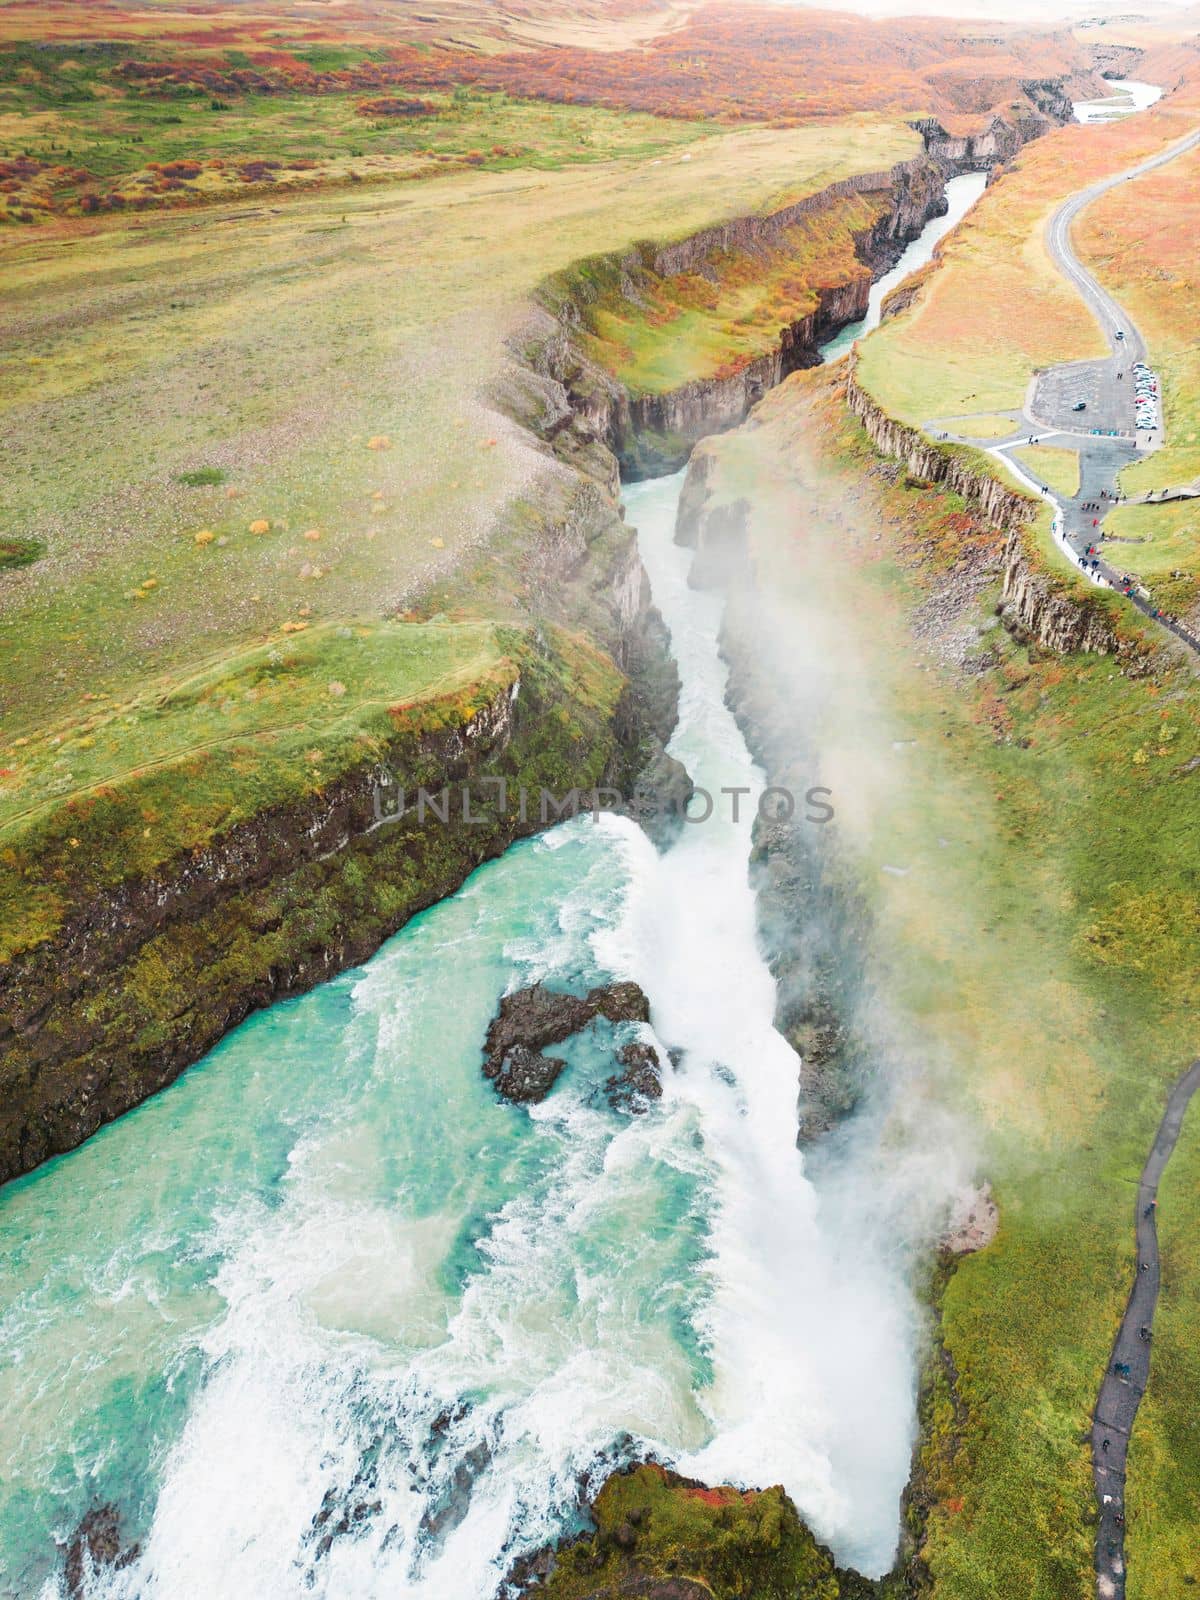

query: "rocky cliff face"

left=998, top=526, right=1130, bottom=658
left=539, top=155, right=949, bottom=479
left=910, top=88, right=1071, bottom=173
left=649, top=155, right=947, bottom=278
left=0, top=630, right=652, bottom=1185
left=845, top=359, right=1035, bottom=531
left=844, top=361, right=1143, bottom=661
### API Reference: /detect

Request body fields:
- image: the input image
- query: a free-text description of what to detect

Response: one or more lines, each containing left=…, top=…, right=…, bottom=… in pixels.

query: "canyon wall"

left=1, top=355, right=683, bottom=1186
left=909, top=78, right=1077, bottom=172
left=845, top=358, right=1036, bottom=531
left=998, top=525, right=1134, bottom=659
left=845, top=358, right=1137, bottom=660
left=1, top=80, right=1085, bottom=1183
left=0, top=615, right=664, bottom=1185
left=538, top=154, right=950, bottom=479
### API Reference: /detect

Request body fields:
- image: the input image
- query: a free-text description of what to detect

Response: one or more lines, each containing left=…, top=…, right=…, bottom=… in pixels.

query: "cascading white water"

left=607, top=475, right=919, bottom=1571
left=38, top=475, right=914, bottom=1600
left=4, top=170, right=1009, bottom=1600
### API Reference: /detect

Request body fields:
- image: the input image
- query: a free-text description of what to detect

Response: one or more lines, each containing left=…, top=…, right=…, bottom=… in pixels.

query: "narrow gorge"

left=0, top=59, right=1146, bottom=1600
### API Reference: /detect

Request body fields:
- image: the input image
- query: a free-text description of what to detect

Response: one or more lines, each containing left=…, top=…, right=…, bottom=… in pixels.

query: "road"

left=926, top=122, right=1200, bottom=652
left=1016, top=129, right=1200, bottom=1597
left=1092, top=1059, right=1200, bottom=1599
left=922, top=123, right=1200, bottom=1594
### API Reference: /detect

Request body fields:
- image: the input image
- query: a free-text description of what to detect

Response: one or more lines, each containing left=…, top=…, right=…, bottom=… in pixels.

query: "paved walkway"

left=1092, top=1059, right=1200, bottom=1598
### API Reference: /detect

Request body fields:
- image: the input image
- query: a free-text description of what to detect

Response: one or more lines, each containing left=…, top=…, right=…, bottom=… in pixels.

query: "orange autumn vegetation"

left=436, top=8, right=1097, bottom=124
left=96, top=6, right=1097, bottom=129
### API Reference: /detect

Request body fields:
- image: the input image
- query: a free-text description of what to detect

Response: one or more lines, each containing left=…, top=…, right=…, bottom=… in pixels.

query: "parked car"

left=1073, top=401, right=1087, bottom=412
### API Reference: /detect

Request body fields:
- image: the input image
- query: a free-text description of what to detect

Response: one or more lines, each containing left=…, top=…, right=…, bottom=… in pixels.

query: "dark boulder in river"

left=605, top=1041, right=663, bottom=1112
left=63, top=1505, right=138, bottom=1598
left=492, top=1044, right=570, bottom=1103
left=483, top=980, right=651, bottom=1102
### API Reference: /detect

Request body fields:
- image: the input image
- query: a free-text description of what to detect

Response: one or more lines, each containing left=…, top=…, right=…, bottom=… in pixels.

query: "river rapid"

left=1, top=182, right=996, bottom=1600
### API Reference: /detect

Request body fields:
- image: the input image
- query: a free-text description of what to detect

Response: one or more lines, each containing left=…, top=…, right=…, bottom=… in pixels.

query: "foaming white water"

left=36, top=470, right=919, bottom=1600
left=599, top=475, right=918, bottom=1573
left=83, top=1101, right=711, bottom=1600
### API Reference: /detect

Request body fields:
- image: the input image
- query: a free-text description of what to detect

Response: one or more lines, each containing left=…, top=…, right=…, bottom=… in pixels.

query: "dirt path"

left=1091, top=1058, right=1200, bottom=1598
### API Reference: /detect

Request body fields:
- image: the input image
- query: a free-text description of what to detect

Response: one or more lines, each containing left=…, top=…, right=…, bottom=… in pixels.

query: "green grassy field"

left=0, top=82, right=918, bottom=981
left=0, top=111, right=918, bottom=735
left=0, top=618, right=514, bottom=961
left=0, top=45, right=716, bottom=221
left=1013, top=442, right=1081, bottom=497
left=941, top=412, right=1023, bottom=440
left=691, top=365, right=1200, bottom=1597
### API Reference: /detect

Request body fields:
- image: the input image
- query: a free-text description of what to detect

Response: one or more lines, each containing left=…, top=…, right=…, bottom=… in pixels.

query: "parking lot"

left=1032, top=356, right=1131, bottom=435
left=1030, top=349, right=1163, bottom=447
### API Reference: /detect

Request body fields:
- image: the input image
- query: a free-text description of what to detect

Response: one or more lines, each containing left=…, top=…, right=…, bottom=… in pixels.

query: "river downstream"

left=820, top=171, right=987, bottom=361
left=1, top=181, right=995, bottom=1600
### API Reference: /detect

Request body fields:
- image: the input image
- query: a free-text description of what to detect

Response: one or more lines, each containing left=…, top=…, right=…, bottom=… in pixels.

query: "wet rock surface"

left=63, top=1505, right=138, bottom=1599
left=493, top=1043, right=570, bottom=1103
left=604, top=1041, right=663, bottom=1112
left=483, top=981, right=652, bottom=1102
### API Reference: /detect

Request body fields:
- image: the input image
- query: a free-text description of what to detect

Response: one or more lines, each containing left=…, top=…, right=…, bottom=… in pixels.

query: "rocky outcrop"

left=845, top=357, right=1037, bottom=532
left=482, top=979, right=652, bottom=1102
left=909, top=80, right=1075, bottom=174
left=512, top=1462, right=876, bottom=1599
left=63, top=1506, right=138, bottom=1600
left=1019, top=77, right=1078, bottom=124
left=649, top=155, right=947, bottom=278
left=488, top=1043, right=570, bottom=1103
left=605, top=1040, right=663, bottom=1112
